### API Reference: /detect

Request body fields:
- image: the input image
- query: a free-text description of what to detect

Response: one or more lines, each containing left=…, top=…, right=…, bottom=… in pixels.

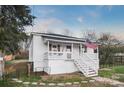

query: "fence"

left=100, top=55, right=124, bottom=68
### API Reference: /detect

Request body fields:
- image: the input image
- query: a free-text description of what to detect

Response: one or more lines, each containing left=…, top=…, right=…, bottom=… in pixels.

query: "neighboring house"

left=29, top=32, right=99, bottom=77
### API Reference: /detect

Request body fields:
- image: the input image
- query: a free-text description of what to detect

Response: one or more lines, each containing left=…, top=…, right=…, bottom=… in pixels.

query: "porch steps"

left=74, top=60, right=98, bottom=77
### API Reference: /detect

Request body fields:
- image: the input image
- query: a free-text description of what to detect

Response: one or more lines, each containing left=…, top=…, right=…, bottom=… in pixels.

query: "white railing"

left=74, top=59, right=89, bottom=74
left=44, top=51, right=73, bottom=60
left=81, top=53, right=99, bottom=70
left=86, top=53, right=99, bottom=69
left=83, top=53, right=98, bottom=60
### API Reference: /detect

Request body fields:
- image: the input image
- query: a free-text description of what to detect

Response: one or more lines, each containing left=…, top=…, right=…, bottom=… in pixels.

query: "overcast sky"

left=26, top=5, right=124, bottom=40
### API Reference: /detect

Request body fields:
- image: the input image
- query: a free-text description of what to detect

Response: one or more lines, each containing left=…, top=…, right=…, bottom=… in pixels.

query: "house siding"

left=48, top=60, right=78, bottom=74
left=33, top=35, right=47, bottom=72
left=29, top=33, right=99, bottom=75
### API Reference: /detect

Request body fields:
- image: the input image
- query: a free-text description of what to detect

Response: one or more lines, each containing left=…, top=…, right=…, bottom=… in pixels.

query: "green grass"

left=99, top=70, right=113, bottom=78
left=99, top=66, right=124, bottom=80
left=99, top=66, right=124, bottom=76
left=20, top=75, right=41, bottom=82
left=0, top=79, right=13, bottom=87
left=112, top=66, right=124, bottom=74
left=0, top=79, right=24, bottom=87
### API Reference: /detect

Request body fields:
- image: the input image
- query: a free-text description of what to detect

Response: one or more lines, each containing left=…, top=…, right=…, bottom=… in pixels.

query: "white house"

left=29, top=32, right=99, bottom=77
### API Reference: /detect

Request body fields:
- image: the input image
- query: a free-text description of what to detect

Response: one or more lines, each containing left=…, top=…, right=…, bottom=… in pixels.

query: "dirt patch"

left=4, top=61, right=47, bottom=77
left=5, top=62, right=28, bottom=74
left=40, top=72, right=89, bottom=83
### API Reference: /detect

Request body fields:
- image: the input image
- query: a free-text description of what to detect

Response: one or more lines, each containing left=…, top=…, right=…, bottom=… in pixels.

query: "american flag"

left=84, top=39, right=97, bottom=49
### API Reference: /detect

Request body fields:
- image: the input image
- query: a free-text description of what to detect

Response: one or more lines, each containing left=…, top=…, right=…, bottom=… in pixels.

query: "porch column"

left=71, top=43, right=73, bottom=59
left=97, top=47, right=99, bottom=59
left=80, top=44, right=82, bottom=56
left=48, top=41, right=49, bottom=59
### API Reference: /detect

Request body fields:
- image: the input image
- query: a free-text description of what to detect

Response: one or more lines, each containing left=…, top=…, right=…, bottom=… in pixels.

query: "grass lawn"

left=0, top=74, right=113, bottom=87
left=20, top=75, right=41, bottom=82
left=99, top=66, right=124, bottom=82
left=99, top=66, right=124, bottom=77
left=112, top=66, right=124, bottom=74
left=0, top=79, right=24, bottom=87
left=0, top=60, right=116, bottom=87
left=99, top=70, right=113, bottom=78
left=0, top=79, right=15, bottom=87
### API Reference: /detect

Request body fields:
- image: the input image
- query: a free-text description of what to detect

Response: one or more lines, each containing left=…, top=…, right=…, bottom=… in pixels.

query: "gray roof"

left=31, top=32, right=86, bottom=42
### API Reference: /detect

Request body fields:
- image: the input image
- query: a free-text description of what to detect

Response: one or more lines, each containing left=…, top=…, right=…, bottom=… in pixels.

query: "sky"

left=26, top=5, right=124, bottom=40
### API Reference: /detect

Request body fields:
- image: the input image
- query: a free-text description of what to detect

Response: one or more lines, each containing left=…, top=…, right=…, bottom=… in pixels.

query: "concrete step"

left=87, top=73, right=98, bottom=77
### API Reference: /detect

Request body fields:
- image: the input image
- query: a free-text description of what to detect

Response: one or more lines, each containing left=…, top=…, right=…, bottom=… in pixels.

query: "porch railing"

left=81, top=53, right=99, bottom=70
left=44, top=52, right=73, bottom=60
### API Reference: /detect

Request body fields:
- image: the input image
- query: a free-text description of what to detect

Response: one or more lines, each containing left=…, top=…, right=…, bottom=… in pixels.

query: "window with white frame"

left=52, top=45, right=57, bottom=51
left=49, top=43, right=61, bottom=52
left=66, top=45, right=71, bottom=52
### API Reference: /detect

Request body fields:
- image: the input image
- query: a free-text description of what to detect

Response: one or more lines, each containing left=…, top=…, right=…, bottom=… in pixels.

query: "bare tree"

left=98, top=33, right=121, bottom=45
left=98, top=32, right=122, bottom=67
left=83, top=30, right=97, bottom=42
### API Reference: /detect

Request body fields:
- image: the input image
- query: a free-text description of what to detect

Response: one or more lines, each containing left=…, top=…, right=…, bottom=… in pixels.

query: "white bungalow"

left=29, top=32, right=99, bottom=77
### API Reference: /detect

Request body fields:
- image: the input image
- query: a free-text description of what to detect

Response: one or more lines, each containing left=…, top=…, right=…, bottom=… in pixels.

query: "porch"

left=43, top=39, right=98, bottom=61
left=44, top=39, right=84, bottom=60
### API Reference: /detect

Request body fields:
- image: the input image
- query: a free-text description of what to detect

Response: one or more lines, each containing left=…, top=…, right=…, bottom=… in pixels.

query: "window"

left=52, top=45, right=57, bottom=51
left=94, top=49, right=97, bottom=53
left=49, top=44, right=61, bottom=52
left=53, top=45, right=56, bottom=48
left=66, top=45, right=71, bottom=52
